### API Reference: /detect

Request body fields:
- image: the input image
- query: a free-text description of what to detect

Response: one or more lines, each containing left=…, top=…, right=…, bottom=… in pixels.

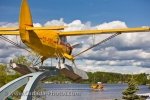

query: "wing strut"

left=0, top=36, right=31, bottom=53
left=74, top=32, right=121, bottom=57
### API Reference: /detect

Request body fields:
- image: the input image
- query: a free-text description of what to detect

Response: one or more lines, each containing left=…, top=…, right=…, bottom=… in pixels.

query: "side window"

left=60, top=36, right=67, bottom=43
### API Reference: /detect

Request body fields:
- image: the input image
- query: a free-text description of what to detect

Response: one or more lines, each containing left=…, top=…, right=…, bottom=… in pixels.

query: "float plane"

left=0, top=0, right=150, bottom=77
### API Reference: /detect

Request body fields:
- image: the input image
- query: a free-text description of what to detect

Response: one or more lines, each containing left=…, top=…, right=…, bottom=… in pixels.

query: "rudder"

left=19, top=0, right=33, bottom=29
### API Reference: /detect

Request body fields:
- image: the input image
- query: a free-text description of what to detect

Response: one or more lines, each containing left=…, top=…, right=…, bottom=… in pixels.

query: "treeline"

left=86, top=72, right=149, bottom=85
left=44, top=71, right=150, bottom=85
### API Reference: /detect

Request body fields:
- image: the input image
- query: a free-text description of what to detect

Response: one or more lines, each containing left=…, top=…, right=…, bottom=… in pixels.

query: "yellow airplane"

left=0, top=0, right=150, bottom=65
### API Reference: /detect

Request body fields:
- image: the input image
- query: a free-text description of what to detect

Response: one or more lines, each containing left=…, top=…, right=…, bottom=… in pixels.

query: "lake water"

left=42, top=84, right=150, bottom=100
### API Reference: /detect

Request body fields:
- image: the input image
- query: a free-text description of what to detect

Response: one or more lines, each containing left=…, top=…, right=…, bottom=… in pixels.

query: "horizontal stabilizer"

left=0, top=31, right=20, bottom=35
left=0, top=28, right=19, bottom=31
left=26, top=26, right=67, bottom=30
left=0, top=28, right=19, bottom=35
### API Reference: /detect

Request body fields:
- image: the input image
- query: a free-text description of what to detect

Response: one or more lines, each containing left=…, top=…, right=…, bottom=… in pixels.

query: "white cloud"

left=65, top=20, right=92, bottom=31
left=0, top=20, right=150, bottom=74
left=44, top=18, right=65, bottom=26
left=33, top=23, right=42, bottom=27
left=96, top=21, right=127, bottom=29
left=0, top=22, right=18, bottom=27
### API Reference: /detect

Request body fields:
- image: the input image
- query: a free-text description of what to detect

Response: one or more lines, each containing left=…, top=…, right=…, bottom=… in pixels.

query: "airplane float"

left=0, top=0, right=150, bottom=80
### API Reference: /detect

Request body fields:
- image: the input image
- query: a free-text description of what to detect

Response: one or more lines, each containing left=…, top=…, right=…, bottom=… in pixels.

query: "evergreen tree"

left=122, top=77, right=140, bottom=100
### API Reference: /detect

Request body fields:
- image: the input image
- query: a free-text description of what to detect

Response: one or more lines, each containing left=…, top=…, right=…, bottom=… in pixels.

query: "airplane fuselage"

left=20, top=29, right=72, bottom=59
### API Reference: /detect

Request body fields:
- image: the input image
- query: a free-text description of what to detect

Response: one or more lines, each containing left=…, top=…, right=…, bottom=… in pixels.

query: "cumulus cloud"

left=0, top=22, right=18, bottom=27
left=96, top=21, right=127, bottom=29
left=0, top=19, right=150, bottom=74
left=44, top=18, right=65, bottom=26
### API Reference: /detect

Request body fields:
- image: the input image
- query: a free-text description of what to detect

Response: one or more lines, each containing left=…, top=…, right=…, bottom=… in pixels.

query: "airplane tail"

left=19, top=0, right=66, bottom=31
left=19, top=0, right=33, bottom=29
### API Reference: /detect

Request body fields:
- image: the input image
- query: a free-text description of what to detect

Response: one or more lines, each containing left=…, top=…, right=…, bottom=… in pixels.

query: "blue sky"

left=0, top=0, right=150, bottom=27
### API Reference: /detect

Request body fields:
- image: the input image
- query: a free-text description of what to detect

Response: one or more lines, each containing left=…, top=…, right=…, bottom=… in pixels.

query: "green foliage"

left=86, top=72, right=149, bottom=85
left=87, top=72, right=126, bottom=84
left=134, top=73, right=147, bottom=85
left=0, top=64, right=21, bottom=87
left=0, top=64, right=7, bottom=87
left=43, top=71, right=150, bottom=84
left=44, top=71, right=149, bottom=84
left=122, top=77, right=140, bottom=100
left=12, top=55, right=32, bottom=66
left=44, top=74, right=72, bottom=83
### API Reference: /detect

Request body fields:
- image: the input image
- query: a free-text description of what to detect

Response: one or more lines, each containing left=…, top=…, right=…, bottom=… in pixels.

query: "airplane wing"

left=59, top=27, right=150, bottom=36
left=0, top=28, right=20, bottom=35
left=0, top=27, right=149, bottom=36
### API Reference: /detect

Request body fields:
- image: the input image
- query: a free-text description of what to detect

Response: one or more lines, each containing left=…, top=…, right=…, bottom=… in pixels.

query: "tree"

left=0, top=64, right=7, bottom=87
left=12, top=55, right=32, bottom=66
left=122, top=77, right=140, bottom=100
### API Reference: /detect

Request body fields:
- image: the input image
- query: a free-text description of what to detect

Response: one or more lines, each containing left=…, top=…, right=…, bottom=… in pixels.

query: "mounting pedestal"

left=0, top=69, right=58, bottom=100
